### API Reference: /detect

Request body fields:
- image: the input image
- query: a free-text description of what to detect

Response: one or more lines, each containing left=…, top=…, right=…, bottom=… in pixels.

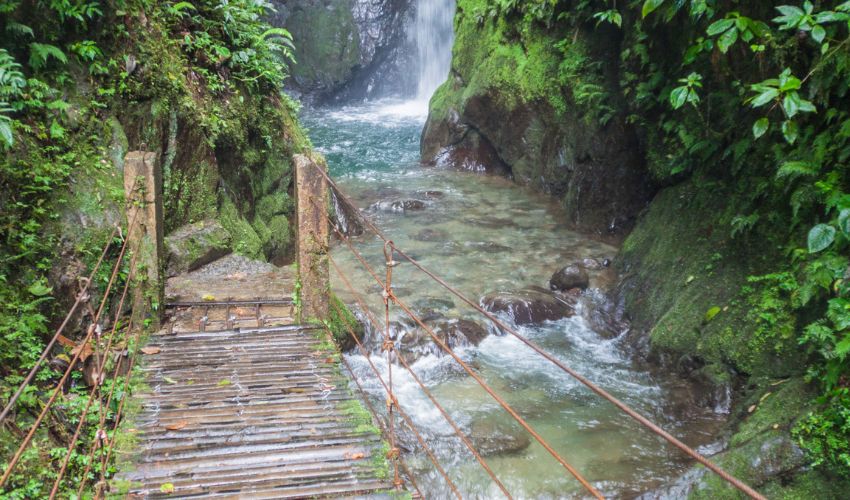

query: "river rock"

left=165, top=220, right=232, bottom=277
left=549, top=264, right=589, bottom=291
left=413, top=228, right=448, bottom=242
left=468, top=416, right=531, bottom=456
left=465, top=241, right=512, bottom=253
left=481, top=287, right=575, bottom=325
left=370, top=199, right=427, bottom=213
left=396, top=317, right=489, bottom=363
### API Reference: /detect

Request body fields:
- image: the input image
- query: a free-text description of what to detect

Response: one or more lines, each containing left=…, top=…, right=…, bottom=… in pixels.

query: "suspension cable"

left=327, top=251, right=602, bottom=498
left=330, top=251, right=512, bottom=498
left=323, top=274, right=462, bottom=499
left=0, top=226, right=118, bottom=425
left=338, top=352, right=424, bottom=499
left=316, top=164, right=766, bottom=500
left=1, top=218, right=134, bottom=488
left=49, top=237, right=141, bottom=499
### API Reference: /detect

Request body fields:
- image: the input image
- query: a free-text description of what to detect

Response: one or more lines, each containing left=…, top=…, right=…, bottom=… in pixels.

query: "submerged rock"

left=481, top=287, right=575, bottom=325
left=549, top=264, right=590, bottom=291
left=370, top=199, right=428, bottom=213
left=468, top=416, right=531, bottom=456
left=413, top=228, right=448, bottom=242
left=165, top=220, right=232, bottom=277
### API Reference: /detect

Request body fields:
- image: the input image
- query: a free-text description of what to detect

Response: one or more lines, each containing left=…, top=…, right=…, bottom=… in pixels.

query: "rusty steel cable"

left=0, top=220, right=135, bottom=488
left=0, top=226, right=119, bottom=426
left=325, top=283, right=462, bottom=499
left=315, top=164, right=766, bottom=500
left=380, top=240, right=402, bottom=491
left=328, top=249, right=603, bottom=497
left=327, top=238, right=603, bottom=497
left=49, top=240, right=141, bottom=499
left=319, top=314, right=424, bottom=500
left=338, top=352, right=424, bottom=499
left=330, top=253, right=513, bottom=499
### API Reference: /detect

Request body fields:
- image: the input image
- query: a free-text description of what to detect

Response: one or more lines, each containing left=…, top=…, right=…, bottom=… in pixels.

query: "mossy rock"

left=164, top=220, right=232, bottom=276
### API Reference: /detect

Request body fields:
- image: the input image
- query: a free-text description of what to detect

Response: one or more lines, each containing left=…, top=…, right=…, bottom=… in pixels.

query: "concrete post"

left=124, top=151, right=164, bottom=329
left=294, top=153, right=330, bottom=322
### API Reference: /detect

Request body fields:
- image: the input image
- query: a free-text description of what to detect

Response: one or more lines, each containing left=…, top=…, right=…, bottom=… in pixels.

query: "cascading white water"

left=414, top=0, right=455, bottom=105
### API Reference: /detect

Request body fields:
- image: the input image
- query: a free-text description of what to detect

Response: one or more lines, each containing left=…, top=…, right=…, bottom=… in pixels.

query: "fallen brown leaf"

left=344, top=452, right=366, bottom=460
left=165, top=420, right=188, bottom=431
left=140, top=346, right=161, bottom=355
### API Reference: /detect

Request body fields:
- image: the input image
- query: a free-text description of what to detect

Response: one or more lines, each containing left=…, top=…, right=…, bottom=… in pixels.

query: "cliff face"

left=420, top=1, right=655, bottom=240
left=270, top=0, right=416, bottom=102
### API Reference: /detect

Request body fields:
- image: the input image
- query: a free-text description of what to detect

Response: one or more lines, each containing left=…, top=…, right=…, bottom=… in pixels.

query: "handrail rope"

left=329, top=251, right=512, bottom=499
left=316, top=307, right=423, bottom=498
left=324, top=279, right=462, bottom=499
left=337, top=352, right=424, bottom=499
left=0, top=212, right=136, bottom=488
left=49, top=236, right=141, bottom=499
left=316, top=164, right=766, bottom=500
left=0, top=225, right=119, bottom=425
left=379, top=240, right=402, bottom=491
left=328, top=250, right=602, bottom=497
left=88, top=312, right=141, bottom=497
left=320, top=194, right=598, bottom=495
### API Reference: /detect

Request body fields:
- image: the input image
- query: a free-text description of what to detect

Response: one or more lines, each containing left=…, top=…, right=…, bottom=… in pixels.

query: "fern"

left=4, top=21, right=33, bottom=38
left=0, top=103, right=13, bottom=147
left=776, top=160, right=820, bottom=180
left=28, top=43, right=67, bottom=70
left=0, top=49, right=26, bottom=99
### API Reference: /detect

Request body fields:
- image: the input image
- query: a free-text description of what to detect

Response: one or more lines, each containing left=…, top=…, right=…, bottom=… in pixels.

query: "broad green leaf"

left=642, top=0, right=665, bottom=18
left=669, top=86, right=689, bottom=109
left=750, top=88, right=778, bottom=107
left=782, top=120, right=799, bottom=144
left=717, top=27, right=738, bottom=53
left=808, top=224, right=836, bottom=253
left=838, top=209, right=850, bottom=235
left=811, top=24, right=826, bottom=43
left=707, top=19, right=734, bottom=36
left=752, top=117, right=769, bottom=138
left=783, top=92, right=801, bottom=118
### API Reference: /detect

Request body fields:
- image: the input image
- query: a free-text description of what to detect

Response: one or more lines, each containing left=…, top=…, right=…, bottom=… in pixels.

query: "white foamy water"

left=414, top=0, right=455, bottom=107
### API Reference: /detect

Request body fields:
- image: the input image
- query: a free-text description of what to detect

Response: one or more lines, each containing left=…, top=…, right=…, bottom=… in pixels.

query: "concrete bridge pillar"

left=294, top=153, right=330, bottom=322
left=124, top=151, right=164, bottom=329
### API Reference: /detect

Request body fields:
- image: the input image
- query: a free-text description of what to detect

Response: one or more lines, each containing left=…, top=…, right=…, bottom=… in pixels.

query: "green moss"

left=285, top=0, right=361, bottom=88
left=326, top=293, right=362, bottom=350
left=220, top=198, right=263, bottom=259
left=619, top=177, right=803, bottom=378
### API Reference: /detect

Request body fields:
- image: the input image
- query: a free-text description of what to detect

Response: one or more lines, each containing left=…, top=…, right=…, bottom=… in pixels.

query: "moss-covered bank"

left=426, top=1, right=850, bottom=496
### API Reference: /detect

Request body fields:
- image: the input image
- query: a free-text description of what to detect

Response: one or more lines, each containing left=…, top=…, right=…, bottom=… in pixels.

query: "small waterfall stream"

left=414, top=0, right=456, bottom=104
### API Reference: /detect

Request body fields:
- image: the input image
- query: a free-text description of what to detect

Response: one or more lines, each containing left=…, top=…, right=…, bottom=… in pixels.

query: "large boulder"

left=549, top=264, right=590, bottom=291
left=165, top=220, right=232, bottom=277
left=481, top=286, right=575, bottom=325
left=420, top=3, right=655, bottom=239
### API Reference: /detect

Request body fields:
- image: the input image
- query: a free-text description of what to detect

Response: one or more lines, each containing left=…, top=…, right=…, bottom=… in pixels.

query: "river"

left=300, top=100, right=727, bottom=498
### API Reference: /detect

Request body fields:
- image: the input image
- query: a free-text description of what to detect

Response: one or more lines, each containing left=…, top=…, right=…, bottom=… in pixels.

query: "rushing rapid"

left=301, top=101, right=727, bottom=498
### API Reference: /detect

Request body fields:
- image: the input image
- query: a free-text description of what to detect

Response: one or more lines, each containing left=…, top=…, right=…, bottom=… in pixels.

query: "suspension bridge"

left=0, top=152, right=767, bottom=499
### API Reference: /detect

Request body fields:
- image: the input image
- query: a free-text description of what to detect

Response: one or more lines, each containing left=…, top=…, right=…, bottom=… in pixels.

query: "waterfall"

left=413, top=0, right=455, bottom=105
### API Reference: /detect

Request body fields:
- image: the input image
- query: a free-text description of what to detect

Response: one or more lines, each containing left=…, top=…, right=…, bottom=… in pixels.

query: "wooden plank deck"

left=121, top=324, right=393, bottom=498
